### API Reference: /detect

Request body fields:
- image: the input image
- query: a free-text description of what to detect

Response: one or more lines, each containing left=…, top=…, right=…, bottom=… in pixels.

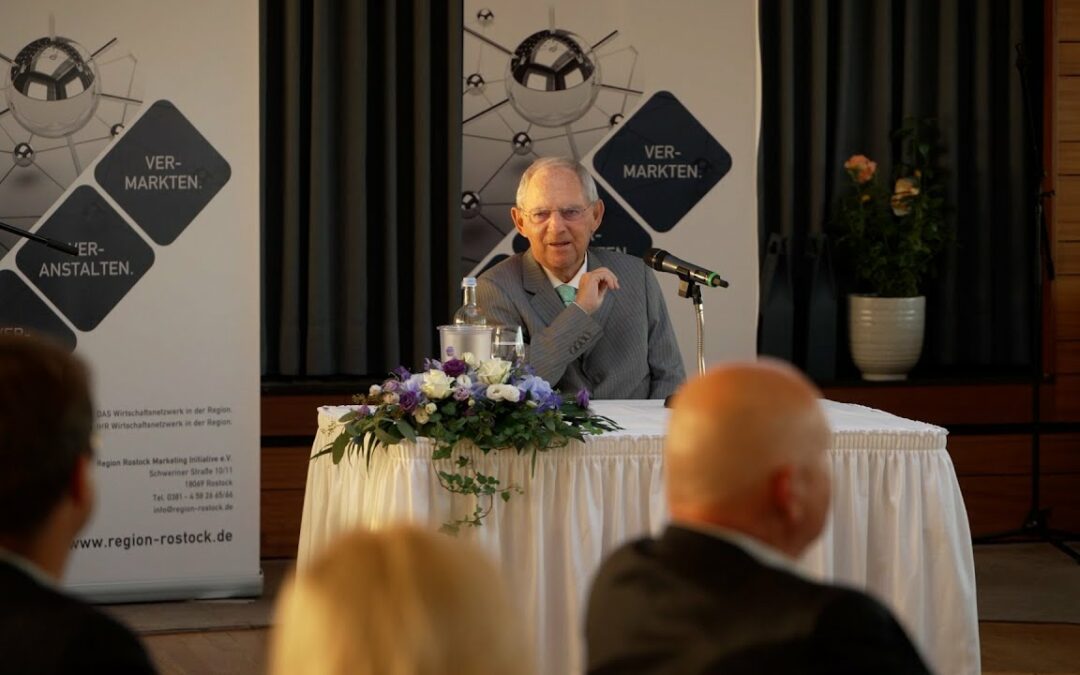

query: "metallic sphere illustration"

left=506, top=29, right=600, bottom=128
left=13, top=142, right=35, bottom=167
left=110, top=122, right=124, bottom=137
left=511, top=131, right=532, bottom=155
left=609, top=113, right=624, bottom=127
left=477, top=8, right=495, bottom=25
left=461, top=190, right=482, bottom=219
left=465, top=72, right=486, bottom=95
left=6, top=36, right=101, bottom=138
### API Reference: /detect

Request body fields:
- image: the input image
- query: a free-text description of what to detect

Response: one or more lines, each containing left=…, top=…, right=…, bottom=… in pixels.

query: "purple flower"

left=518, top=375, right=553, bottom=402
left=401, top=373, right=424, bottom=394
left=442, top=358, right=468, bottom=378
left=356, top=404, right=371, bottom=417
left=452, top=387, right=470, bottom=402
left=398, top=390, right=420, bottom=412
left=382, top=379, right=399, bottom=393
left=575, top=388, right=590, bottom=409
left=423, top=357, right=442, bottom=371
left=392, top=365, right=411, bottom=381
left=536, top=391, right=562, bottom=413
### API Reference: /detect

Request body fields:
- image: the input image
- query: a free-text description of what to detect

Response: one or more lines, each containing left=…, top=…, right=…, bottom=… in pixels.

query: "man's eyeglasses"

left=520, top=204, right=592, bottom=225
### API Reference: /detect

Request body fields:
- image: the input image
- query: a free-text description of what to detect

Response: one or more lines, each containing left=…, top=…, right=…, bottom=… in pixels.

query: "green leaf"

left=330, top=433, right=351, bottom=464
left=395, top=419, right=417, bottom=441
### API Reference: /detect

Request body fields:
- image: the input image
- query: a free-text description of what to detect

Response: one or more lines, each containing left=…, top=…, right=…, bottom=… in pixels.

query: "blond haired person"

left=270, top=525, right=534, bottom=675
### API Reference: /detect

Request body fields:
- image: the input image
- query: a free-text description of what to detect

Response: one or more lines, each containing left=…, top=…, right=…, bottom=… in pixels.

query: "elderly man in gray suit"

left=477, top=157, right=685, bottom=399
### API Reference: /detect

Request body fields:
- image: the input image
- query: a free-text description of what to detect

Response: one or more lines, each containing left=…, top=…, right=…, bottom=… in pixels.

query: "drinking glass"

left=491, top=325, right=524, bottom=362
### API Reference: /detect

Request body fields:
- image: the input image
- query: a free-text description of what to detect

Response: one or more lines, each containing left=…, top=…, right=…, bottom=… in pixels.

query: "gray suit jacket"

left=476, top=248, right=685, bottom=399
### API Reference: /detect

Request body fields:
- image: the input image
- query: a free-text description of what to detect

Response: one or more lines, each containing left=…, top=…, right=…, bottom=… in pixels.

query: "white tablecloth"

left=298, top=400, right=979, bottom=675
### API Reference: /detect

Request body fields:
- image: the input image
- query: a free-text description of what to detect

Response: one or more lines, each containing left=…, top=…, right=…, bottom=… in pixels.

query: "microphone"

left=643, top=248, right=729, bottom=288
left=0, top=220, right=79, bottom=256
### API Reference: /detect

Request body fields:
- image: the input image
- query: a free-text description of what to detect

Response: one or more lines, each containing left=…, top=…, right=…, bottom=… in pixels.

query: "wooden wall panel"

left=1055, top=277, right=1080, bottom=339
left=1044, top=433, right=1080, bottom=473
left=261, top=393, right=352, bottom=437
left=1063, top=44, right=1080, bottom=75
left=262, top=446, right=311, bottom=490
left=947, top=435, right=1031, bottom=476
left=1063, top=0, right=1080, bottom=42
left=1060, top=78, right=1080, bottom=140
left=1060, top=141, right=1080, bottom=173
left=1058, top=242, right=1080, bottom=273
left=1047, top=374, right=1080, bottom=421
left=1057, top=176, right=1080, bottom=233
left=261, top=489, right=305, bottom=559
left=958, top=475, right=1031, bottom=536
left=822, top=383, right=1031, bottom=426
left=1059, top=339, right=1080, bottom=372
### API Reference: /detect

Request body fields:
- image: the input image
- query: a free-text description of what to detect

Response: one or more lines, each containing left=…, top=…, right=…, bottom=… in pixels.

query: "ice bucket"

left=437, top=325, right=493, bottom=362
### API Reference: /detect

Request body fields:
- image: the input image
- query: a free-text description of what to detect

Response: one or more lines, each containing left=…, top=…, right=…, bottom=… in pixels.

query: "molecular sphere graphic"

left=609, top=113, right=625, bottom=127
left=465, top=72, right=486, bottom=94
left=477, top=8, right=495, bottom=25
left=511, top=131, right=532, bottom=155
left=12, top=142, right=35, bottom=168
left=461, top=190, right=482, bottom=219
left=505, top=29, right=600, bottom=128
left=6, top=36, right=101, bottom=138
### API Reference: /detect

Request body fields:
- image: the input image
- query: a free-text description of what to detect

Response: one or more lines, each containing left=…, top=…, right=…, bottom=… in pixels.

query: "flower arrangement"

left=315, top=351, right=620, bottom=532
left=833, top=117, right=950, bottom=297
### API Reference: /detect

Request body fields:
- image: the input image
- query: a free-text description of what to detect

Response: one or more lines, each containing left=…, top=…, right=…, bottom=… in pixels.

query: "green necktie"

left=556, top=284, right=577, bottom=307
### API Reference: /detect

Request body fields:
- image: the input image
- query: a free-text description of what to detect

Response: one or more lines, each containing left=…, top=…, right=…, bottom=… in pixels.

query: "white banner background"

left=0, top=1, right=260, bottom=600
left=463, top=0, right=760, bottom=370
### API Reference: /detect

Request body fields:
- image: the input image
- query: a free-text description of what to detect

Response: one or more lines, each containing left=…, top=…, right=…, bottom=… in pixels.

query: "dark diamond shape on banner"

left=0, top=270, right=76, bottom=350
left=510, top=186, right=652, bottom=257
left=95, top=99, right=231, bottom=245
left=591, top=90, right=731, bottom=233
left=17, top=186, right=155, bottom=331
left=588, top=184, right=653, bottom=255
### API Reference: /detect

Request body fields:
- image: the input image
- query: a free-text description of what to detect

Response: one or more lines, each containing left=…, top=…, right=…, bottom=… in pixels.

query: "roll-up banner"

left=462, top=0, right=760, bottom=367
left=0, top=1, right=260, bottom=600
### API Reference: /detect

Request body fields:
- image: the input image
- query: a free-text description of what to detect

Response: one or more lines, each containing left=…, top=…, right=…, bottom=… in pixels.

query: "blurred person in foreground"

left=270, top=524, right=534, bottom=675
left=0, top=335, right=156, bottom=674
left=477, top=156, right=685, bottom=399
left=585, top=360, right=931, bottom=674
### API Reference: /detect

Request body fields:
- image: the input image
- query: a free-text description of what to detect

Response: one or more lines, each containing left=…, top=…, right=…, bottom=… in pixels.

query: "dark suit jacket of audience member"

left=586, top=526, right=932, bottom=675
left=477, top=248, right=685, bottom=400
left=0, top=559, right=156, bottom=674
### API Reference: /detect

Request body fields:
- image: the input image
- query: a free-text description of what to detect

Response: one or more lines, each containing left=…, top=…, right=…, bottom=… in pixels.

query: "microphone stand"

left=971, top=43, right=1079, bottom=563
left=678, top=279, right=706, bottom=376
left=0, top=220, right=80, bottom=257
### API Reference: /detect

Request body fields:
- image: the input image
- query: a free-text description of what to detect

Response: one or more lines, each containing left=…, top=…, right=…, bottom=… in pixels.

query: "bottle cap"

left=461, top=276, right=477, bottom=288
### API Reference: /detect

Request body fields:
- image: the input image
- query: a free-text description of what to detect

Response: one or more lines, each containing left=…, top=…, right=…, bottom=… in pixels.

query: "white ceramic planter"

left=848, top=294, right=926, bottom=381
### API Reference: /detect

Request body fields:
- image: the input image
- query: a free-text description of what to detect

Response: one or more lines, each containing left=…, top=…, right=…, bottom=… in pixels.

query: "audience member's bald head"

left=664, top=360, right=831, bottom=557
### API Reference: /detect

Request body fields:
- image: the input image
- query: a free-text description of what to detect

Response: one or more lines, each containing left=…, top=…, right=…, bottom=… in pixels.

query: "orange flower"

left=844, top=154, right=877, bottom=184
left=890, top=177, right=920, bottom=216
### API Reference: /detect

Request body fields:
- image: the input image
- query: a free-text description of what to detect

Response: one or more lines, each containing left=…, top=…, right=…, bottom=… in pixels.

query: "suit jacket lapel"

left=523, top=251, right=565, bottom=326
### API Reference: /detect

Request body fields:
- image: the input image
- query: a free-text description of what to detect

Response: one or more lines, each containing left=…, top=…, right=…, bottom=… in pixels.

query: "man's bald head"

left=664, top=360, right=831, bottom=557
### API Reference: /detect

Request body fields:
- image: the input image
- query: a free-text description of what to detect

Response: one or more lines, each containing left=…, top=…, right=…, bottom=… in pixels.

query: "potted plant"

left=833, top=117, right=950, bottom=380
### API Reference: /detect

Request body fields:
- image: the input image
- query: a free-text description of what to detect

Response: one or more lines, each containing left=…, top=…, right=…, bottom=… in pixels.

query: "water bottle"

left=453, top=277, right=488, bottom=325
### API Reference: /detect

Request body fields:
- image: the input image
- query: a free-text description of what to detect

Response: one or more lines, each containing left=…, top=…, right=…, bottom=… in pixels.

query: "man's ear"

left=68, top=454, right=94, bottom=514
left=511, top=206, right=528, bottom=236
left=769, top=465, right=803, bottom=525
left=591, top=199, right=605, bottom=235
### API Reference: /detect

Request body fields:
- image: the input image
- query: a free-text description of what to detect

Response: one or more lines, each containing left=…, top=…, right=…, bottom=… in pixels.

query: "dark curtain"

left=758, top=0, right=1042, bottom=379
left=261, top=0, right=463, bottom=376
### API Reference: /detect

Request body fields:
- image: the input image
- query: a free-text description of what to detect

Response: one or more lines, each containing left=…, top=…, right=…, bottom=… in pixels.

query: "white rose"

left=414, top=409, right=430, bottom=424
left=477, top=358, right=512, bottom=385
left=486, top=383, right=521, bottom=403
left=462, top=352, right=478, bottom=367
left=455, top=374, right=472, bottom=388
left=383, top=392, right=399, bottom=405
left=420, top=369, right=453, bottom=400
left=368, top=384, right=382, bottom=397
left=425, top=402, right=437, bottom=413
